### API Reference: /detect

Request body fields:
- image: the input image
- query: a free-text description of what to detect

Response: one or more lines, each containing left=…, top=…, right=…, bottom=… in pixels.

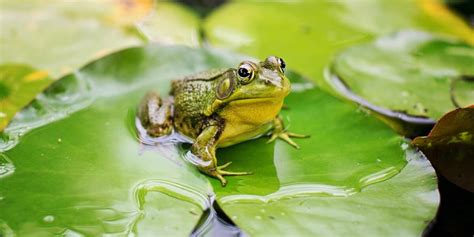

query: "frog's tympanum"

left=138, top=56, right=308, bottom=186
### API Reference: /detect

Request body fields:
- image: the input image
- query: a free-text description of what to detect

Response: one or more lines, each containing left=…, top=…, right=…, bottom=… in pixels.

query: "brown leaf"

left=413, top=105, right=474, bottom=192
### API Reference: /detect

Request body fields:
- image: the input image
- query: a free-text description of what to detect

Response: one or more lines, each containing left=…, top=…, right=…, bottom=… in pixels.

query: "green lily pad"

left=0, top=64, right=53, bottom=131
left=203, top=0, right=473, bottom=91
left=0, top=46, right=438, bottom=236
left=137, top=1, right=200, bottom=47
left=217, top=149, right=438, bottom=236
left=329, top=31, right=474, bottom=125
left=0, top=0, right=202, bottom=78
left=0, top=0, right=144, bottom=78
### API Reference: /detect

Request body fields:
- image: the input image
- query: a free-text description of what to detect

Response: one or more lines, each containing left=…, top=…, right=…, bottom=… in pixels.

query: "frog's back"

left=171, top=70, right=226, bottom=137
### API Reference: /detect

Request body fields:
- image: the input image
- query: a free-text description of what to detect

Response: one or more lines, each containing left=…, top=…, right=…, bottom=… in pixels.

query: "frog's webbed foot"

left=210, top=162, right=252, bottom=186
left=267, top=117, right=310, bottom=149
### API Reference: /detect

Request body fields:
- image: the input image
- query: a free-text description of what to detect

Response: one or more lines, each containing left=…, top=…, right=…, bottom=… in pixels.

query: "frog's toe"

left=218, top=170, right=253, bottom=176
left=269, top=131, right=310, bottom=149
left=217, top=164, right=253, bottom=176
left=217, top=161, right=232, bottom=170
left=279, top=133, right=300, bottom=149
left=215, top=173, right=228, bottom=187
left=287, top=132, right=310, bottom=138
left=266, top=134, right=278, bottom=144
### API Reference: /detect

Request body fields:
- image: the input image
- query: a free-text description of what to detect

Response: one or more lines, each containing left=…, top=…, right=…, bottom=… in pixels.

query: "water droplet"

left=0, top=154, right=15, bottom=178
left=57, top=138, right=62, bottom=143
left=359, top=166, right=400, bottom=187
left=43, top=215, right=55, bottom=223
left=255, top=215, right=262, bottom=220
left=231, top=216, right=237, bottom=220
left=376, top=158, right=382, bottom=163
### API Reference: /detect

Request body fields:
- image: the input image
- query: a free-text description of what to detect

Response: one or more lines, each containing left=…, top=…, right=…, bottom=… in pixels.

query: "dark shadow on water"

left=191, top=200, right=246, bottom=237
left=423, top=175, right=474, bottom=237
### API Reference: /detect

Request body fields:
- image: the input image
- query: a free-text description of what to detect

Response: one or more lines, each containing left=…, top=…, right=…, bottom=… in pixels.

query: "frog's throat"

left=204, top=97, right=281, bottom=117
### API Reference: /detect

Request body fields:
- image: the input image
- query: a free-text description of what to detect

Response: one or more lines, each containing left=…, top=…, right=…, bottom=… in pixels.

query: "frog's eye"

left=265, top=56, right=286, bottom=73
left=237, top=63, right=255, bottom=84
left=278, top=58, right=286, bottom=73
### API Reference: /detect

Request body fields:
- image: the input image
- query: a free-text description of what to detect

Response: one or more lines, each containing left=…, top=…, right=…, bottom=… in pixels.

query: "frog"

left=138, top=56, right=308, bottom=186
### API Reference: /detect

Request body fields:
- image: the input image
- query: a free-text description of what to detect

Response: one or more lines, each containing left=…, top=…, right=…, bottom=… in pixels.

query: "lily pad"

left=0, top=0, right=202, bottom=78
left=329, top=31, right=474, bottom=130
left=203, top=0, right=473, bottom=91
left=137, top=1, right=201, bottom=47
left=413, top=106, right=474, bottom=192
left=0, top=46, right=438, bottom=236
left=0, top=64, right=53, bottom=131
left=217, top=149, right=438, bottom=236
left=0, top=0, right=145, bottom=78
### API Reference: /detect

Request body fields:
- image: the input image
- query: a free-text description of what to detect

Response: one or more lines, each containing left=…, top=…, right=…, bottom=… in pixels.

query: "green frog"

left=138, top=56, right=308, bottom=186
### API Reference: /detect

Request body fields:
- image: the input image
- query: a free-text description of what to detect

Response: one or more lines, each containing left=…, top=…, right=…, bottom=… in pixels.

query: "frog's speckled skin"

left=138, top=56, right=308, bottom=186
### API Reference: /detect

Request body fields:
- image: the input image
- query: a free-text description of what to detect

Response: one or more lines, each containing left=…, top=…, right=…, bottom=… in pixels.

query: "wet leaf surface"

left=413, top=106, right=474, bottom=192
left=0, top=64, right=53, bottom=131
left=0, top=46, right=438, bottom=236
left=218, top=149, right=438, bottom=236
left=330, top=31, right=474, bottom=122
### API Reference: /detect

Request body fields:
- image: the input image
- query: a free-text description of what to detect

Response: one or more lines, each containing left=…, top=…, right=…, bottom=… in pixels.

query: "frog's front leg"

left=267, top=117, right=309, bottom=149
left=192, top=120, right=251, bottom=186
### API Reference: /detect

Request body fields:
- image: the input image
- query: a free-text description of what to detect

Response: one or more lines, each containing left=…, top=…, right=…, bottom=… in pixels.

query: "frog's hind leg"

left=192, top=121, right=252, bottom=186
left=138, top=91, right=173, bottom=137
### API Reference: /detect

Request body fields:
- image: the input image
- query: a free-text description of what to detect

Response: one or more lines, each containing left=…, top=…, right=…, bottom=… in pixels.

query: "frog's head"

left=215, top=56, right=290, bottom=102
